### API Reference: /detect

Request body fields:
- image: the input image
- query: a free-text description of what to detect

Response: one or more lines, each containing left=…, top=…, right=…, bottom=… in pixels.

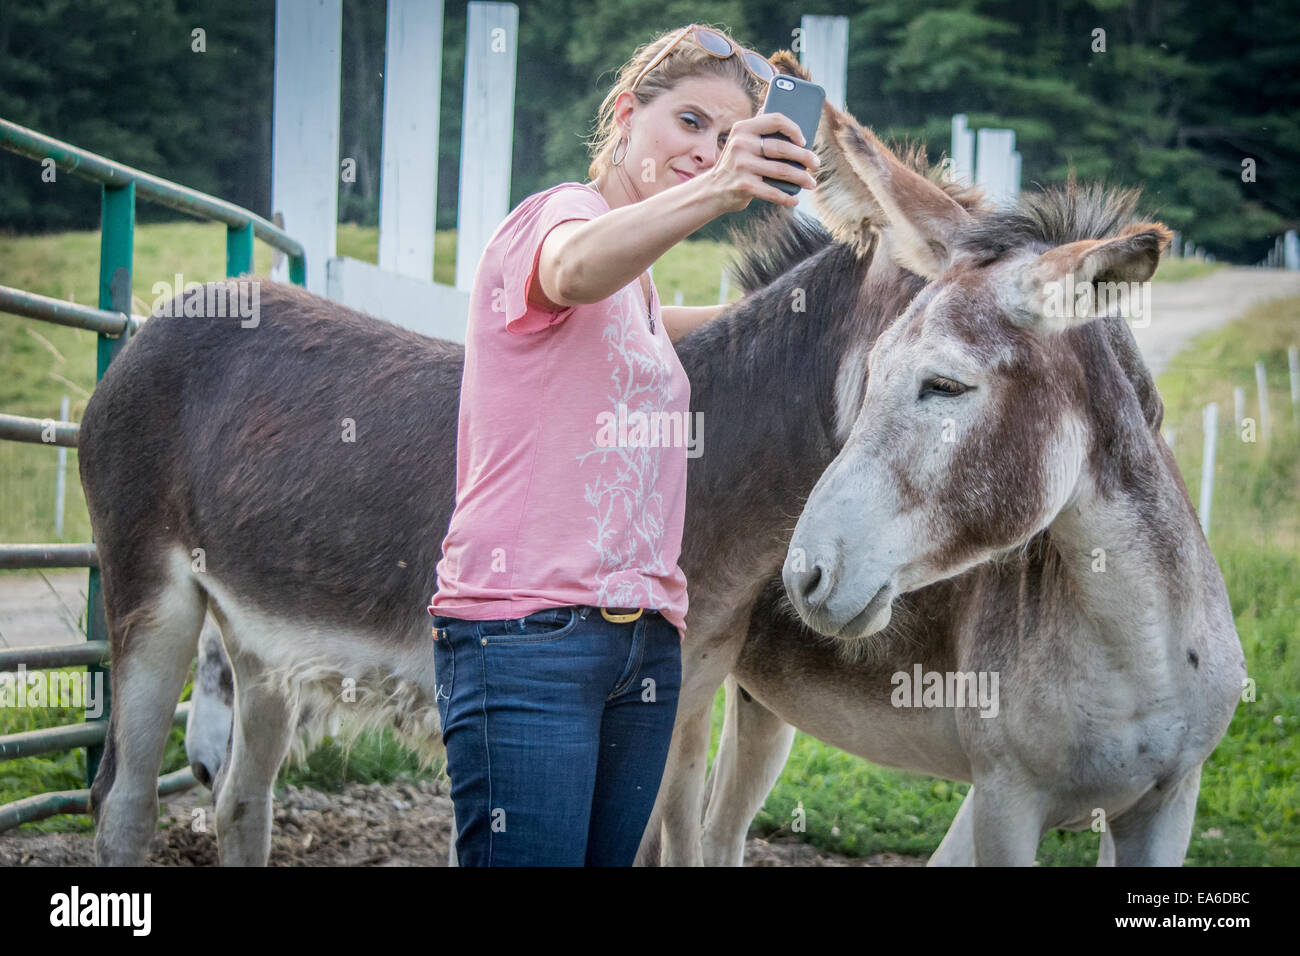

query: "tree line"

left=0, top=0, right=1294, bottom=262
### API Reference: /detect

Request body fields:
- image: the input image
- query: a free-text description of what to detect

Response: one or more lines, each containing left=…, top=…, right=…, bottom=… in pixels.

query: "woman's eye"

left=681, top=113, right=701, bottom=130
left=919, top=376, right=970, bottom=398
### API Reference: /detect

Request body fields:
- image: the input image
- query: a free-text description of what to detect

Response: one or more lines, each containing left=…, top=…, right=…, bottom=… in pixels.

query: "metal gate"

left=0, top=117, right=306, bottom=829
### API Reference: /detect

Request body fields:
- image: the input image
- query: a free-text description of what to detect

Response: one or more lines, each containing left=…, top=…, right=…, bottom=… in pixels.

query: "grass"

left=1154, top=257, right=1222, bottom=282
left=0, top=222, right=1290, bottom=863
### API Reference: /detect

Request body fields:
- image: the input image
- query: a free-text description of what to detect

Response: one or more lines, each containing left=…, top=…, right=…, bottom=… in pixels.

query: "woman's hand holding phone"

left=701, top=111, right=820, bottom=212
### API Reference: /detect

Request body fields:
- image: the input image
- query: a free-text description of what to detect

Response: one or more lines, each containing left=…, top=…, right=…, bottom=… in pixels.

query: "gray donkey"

left=691, top=104, right=1246, bottom=865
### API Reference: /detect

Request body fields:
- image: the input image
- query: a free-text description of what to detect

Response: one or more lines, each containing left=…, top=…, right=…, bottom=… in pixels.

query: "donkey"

left=80, top=287, right=461, bottom=865
left=691, top=106, right=1246, bottom=865
left=81, top=135, right=983, bottom=864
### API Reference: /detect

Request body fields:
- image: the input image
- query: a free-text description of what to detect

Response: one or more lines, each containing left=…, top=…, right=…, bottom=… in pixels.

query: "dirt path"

left=0, top=778, right=925, bottom=867
left=1137, top=267, right=1300, bottom=375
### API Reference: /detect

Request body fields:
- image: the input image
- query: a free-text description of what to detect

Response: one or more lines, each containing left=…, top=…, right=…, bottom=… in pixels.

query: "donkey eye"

left=919, top=376, right=970, bottom=398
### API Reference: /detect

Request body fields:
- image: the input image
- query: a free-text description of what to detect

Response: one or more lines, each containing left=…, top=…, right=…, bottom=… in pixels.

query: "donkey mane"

left=953, top=176, right=1146, bottom=264
left=725, top=206, right=834, bottom=295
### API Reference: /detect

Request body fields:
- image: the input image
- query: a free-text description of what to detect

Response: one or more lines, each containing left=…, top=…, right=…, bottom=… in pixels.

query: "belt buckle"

left=600, top=607, right=643, bottom=623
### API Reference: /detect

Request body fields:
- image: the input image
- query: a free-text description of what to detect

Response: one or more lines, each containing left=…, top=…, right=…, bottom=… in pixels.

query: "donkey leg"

left=634, top=696, right=712, bottom=866
left=1107, top=765, right=1203, bottom=866
left=1097, top=826, right=1117, bottom=866
left=969, top=781, right=1045, bottom=866
left=92, top=557, right=207, bottom=866
left=635, top=621, right=747, bottom=866
left=700, top=675, right=796, bottom=866
left=214, top=647, right=297, bottom=866
left=927, top=786, right=976, bottom=866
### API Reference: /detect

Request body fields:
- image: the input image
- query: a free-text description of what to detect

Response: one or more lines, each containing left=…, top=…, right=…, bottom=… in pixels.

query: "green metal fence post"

left=226, top=222, right=254, bottom=277
left=85, top=181, right=134, bottom=788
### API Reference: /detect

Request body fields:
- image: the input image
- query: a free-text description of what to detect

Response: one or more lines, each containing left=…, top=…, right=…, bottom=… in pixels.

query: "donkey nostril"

left=191, top=761, right=212, bottom=788
left=800, top=560, right=835, bottom=605
left=802, top=564, right=823, bottom=598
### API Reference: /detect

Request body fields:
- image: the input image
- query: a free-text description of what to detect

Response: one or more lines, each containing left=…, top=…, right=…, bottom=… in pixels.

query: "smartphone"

left=758, top=74, right=826, bottom=196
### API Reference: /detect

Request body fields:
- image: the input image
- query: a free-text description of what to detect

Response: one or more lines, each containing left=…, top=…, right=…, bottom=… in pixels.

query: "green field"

left=0, top=222, right=1292, bottom=865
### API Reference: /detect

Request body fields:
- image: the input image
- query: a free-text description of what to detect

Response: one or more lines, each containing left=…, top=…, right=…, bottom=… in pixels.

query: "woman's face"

left=616, top=75, right=754, bottom=198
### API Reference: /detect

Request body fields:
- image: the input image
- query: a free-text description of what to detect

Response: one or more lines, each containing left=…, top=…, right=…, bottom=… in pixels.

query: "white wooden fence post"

left=54, top=395, right=68, bottom=539
left=718, top=268, right=730, bottom=305
left=1255, top=360, right=1272, bottom=443
left=795, top=15, right=848, bottom=225
left=975, top=129, right=1016, bottom=207
left=271, top=0, right=343, bottom=294
left=1199, top=402, right=1217, bottom=537
left=378, top=0, right=444, bottom=281
left=1288, top=345, right=1299, bottom=427
left=1233, top=386, right=1246, bottom=433
left=1285, top=229, right=1299, bottom=270
left=951, top=114, right=974, bottom=186
left=454, top=2, right=519, bottom=293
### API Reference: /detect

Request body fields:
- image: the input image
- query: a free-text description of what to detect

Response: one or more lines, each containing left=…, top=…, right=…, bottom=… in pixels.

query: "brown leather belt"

left=600, top=607, right=644, bottom=623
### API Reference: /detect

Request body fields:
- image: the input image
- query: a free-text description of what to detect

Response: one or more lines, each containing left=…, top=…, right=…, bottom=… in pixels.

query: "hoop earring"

left=611, top=135, right=628, bottom=167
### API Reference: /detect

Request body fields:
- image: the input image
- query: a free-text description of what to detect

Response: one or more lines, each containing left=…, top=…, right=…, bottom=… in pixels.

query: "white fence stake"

left=975, top=128, right=1017, bottom=208
left=1198, top=402, right=1217, bottom=538
left=950, top=114, right=974, bottom=186
left=1288, top=345, right=1299, bottom=426
left=1255, top=360, right=1271, bottom=442
left=271, top=0, right=343, bottom=294
left=718, top=268, right=730, bottom=305
left=54, top=395, right=69, bottom=539
left=378, top=0, right=444, bottom=281
left=454, top=2, right=519, bottom=293
left=795, top=15, right=848, bottom=225
left=1233, top=386, right=1246, bottom=432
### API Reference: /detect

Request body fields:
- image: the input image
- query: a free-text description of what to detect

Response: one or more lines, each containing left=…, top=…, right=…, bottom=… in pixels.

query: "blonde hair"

left=585, top=24, right=769, bottom=181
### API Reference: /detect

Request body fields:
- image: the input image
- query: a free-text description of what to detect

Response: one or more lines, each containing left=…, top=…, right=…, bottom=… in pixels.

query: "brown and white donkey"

left=690, top=97, right=1246, bottom=866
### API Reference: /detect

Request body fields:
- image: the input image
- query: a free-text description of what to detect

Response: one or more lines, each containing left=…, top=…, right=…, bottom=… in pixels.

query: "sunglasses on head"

left=631, top=24, right=776, bottom=91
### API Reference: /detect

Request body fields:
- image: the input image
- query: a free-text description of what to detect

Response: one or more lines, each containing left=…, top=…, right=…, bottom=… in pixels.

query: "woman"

left=427, top=23, right=820, bottom=866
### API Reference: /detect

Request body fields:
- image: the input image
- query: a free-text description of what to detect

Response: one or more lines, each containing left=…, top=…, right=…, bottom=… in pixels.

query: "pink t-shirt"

left=428, top=182, right=691, bottom=639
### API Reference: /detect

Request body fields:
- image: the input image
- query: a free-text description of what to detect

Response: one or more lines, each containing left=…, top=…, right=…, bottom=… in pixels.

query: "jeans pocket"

left=431, top=626, right=456, bottom=734
left=481, top=606, right=579, bottom=644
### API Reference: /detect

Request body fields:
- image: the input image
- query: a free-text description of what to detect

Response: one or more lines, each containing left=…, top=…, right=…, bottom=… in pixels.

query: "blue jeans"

left=430, top=605, right=682, bottom=866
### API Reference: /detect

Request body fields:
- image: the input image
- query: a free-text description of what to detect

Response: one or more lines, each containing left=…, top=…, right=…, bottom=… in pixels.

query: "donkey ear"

left=762, top=63, right=886, bottom=259
left=1022, top=222, right=1172, bottom=330
left=804, top=102, right=891, bottom=258
left=831, top=114, right=973, bottom=278
left=767, top=49, right=810, bottom=81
